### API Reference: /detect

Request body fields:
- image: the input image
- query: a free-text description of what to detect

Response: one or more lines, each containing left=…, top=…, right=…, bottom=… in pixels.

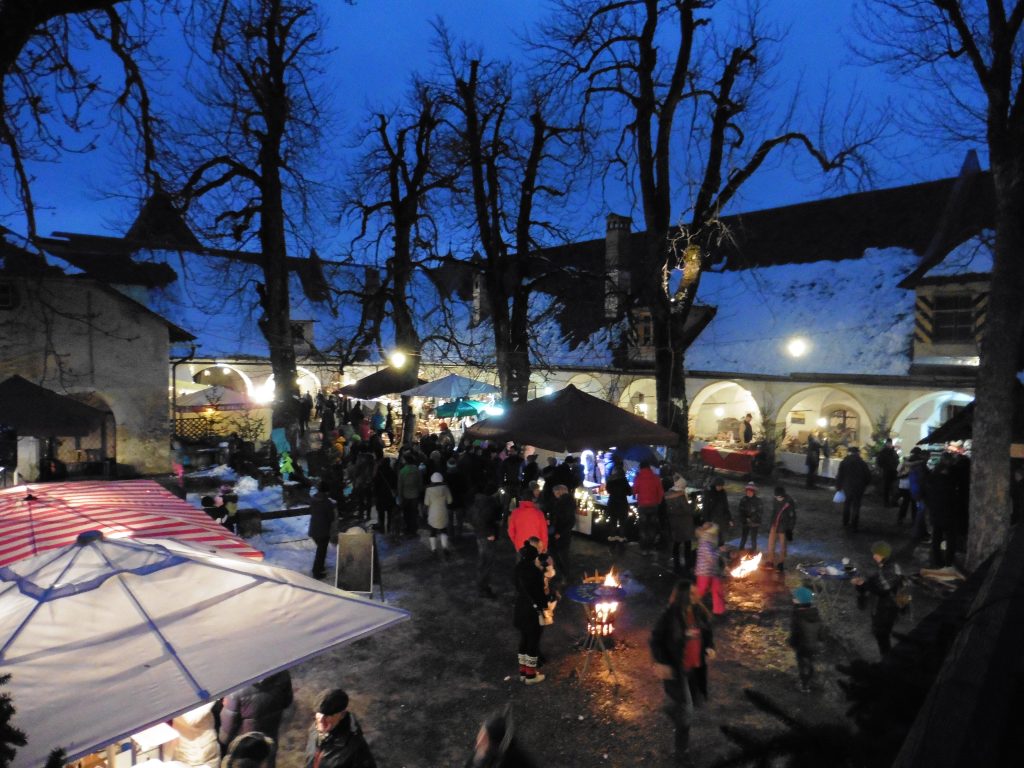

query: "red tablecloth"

left=700, top=446, right=758, bottom=474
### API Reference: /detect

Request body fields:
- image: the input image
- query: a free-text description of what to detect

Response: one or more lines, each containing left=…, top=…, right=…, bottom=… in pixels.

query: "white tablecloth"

left=778, top=452, right=841, bottom=479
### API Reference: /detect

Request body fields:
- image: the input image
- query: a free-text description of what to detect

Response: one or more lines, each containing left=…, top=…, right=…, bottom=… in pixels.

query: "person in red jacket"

left=633, top=460, right=665, bottom=554
left=508, top=490, right=549, bottom=553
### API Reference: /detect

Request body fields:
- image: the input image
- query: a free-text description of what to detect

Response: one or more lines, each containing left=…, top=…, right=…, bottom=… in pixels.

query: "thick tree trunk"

left=966, top=158, right=1024, bottom=569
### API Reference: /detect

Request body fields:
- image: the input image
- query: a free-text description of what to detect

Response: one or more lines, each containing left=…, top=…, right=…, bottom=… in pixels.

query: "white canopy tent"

left=0, top=532, right=409, bottom=768
left=400, top=373, right=500, bottom=399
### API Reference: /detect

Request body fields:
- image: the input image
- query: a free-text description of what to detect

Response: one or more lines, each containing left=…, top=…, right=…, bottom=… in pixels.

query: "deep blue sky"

left=9, top=0, right=981, bottom=250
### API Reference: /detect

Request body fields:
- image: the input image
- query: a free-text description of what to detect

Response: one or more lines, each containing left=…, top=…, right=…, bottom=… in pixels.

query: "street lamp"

left=388, top=350, right=407, bottom=369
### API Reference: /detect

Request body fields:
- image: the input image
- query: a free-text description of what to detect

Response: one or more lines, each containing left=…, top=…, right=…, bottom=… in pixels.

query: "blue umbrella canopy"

left=434, top=399, right=486, bottom=418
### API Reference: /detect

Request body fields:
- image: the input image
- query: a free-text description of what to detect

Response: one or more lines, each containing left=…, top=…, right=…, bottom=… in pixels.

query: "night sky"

left=7, top=0, right=982, bottom=250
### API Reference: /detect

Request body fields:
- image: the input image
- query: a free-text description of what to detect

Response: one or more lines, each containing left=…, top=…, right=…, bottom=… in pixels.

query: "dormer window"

left=932, top=293, right=974, bottom=343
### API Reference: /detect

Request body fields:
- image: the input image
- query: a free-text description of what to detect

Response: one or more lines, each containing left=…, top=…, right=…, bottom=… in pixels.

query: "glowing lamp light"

left=203, top=370, right=210, bottom=376
left=714, top=406, right=725, bottom=418
left=221, top=367, right=230, bottom=374
left=251, top=376, right=276, bottom=405
left=816, top=417, right=828, bottom=428
left=388, top=350, right=407, bottom=369
left=786, top=337, right=809, bottom=357
left=543, top=386, right=553, bottom=395
left=637, top=402, right=648, bottom=415
left=484, top=405, right=505, bottom=416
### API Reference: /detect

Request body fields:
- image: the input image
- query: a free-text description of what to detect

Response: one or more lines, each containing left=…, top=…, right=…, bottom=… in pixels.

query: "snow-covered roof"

left=685, top=247, right=921, bottom=377
left=916, top=233, right=993, bottom=280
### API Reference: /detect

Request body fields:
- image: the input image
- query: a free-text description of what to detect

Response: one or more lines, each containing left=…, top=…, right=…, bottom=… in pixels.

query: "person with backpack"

left=650, top=579, right=715, bottom=761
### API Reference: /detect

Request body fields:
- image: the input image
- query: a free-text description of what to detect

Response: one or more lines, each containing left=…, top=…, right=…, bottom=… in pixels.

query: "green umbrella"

left=435, top=399, right=486, bottom=418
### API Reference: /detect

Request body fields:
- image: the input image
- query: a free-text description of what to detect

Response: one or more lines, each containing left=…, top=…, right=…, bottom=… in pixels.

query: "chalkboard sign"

left=335, top=530, right=382, bottom=596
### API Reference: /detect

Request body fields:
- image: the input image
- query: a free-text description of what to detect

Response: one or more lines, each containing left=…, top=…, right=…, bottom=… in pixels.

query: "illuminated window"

left=933, top=294, right=974, bottom=343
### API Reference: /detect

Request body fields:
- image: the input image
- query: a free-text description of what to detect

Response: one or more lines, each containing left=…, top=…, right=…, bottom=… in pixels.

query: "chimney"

left=605, top=213, right=632, bottom=319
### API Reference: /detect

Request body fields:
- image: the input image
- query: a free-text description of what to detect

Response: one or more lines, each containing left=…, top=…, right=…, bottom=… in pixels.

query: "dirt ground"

left=271, top=476, right=942, bottom=768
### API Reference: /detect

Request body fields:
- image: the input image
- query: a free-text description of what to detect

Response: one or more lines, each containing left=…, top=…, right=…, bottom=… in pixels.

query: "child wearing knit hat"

left=789, top=586, right=824, bottom=693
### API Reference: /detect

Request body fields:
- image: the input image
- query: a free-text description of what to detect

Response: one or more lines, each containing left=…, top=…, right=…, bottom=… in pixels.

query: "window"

left=0, top=282, right=17, bottom=310
left=933, top=294, right=974, bottom=343
left=632, top=311, right=654, bottom=347
left=828, top=409, right=859, bottom=442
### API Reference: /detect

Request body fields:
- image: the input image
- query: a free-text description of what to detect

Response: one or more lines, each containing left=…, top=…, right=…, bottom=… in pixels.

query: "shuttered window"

left=933, top=294, right=974, bottom=343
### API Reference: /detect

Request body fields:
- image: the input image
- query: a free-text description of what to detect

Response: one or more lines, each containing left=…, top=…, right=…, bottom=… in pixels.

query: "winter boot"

left=522, top=656, right=545, bottom=684
left=517, top=653, right=531, bottom=681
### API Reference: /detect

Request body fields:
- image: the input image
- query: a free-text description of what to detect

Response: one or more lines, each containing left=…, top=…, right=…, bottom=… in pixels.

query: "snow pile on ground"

left=687, top=247, right=921, bottom=376
left=185, top=464, right=238, bottom=481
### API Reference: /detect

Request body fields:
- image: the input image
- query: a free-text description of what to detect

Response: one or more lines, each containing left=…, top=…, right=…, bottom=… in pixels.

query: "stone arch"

left=618, top=377, right=657, bottom=420
left=564, top=372, right=607, bottom=398
left=295, top=366, right=321, bottom=395
left=892, top=390, right=973, bottom=448
left=777, top=386, right=871, bottom=448
left=192, top=363, right=253, bottom=393
left=689, top=381, right=759, bottom=440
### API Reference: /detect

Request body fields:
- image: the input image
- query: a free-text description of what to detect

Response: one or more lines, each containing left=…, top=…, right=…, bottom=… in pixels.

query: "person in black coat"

left=513, top=539, right=553, bottom=684
left=805, top=433, right=822, bottom=489
left=925, top=452, right=963, bottom=567
left=604, top=458, right=631, bottom=547
left=875, top=439, right=900, bottom=507
left=650, top=579, right=715, bottom=759
left=788, top=587, right=824, bottom=692
left=470, top=489, right=502, bottom=598
left=220, top=671, right=294, bottom=768
left=702, top=477, right=732, bottom=546
left=304, top=689, right=375, bottom=768
left=547, top=484, right=577, bottom=578
left=835, top=446, right=872, bottom=531
left=308, top=483, right=335, bottom=579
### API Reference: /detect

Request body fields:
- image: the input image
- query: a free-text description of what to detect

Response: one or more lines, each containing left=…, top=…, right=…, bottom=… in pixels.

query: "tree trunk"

left=967, top=157, right=1024, bottom=569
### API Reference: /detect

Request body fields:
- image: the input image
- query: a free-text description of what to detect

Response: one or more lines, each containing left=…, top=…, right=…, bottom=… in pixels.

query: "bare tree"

left=345, top=81, right=460, bottom=376
left=172, top=0, right=330, bottom=435
left=857, top=0, right=1024, bottom=569
left=0, top=1, right=157, bottom=238
left=438, top=28, right=586, bottom=403
left=541, top=0, right=871, bottom=462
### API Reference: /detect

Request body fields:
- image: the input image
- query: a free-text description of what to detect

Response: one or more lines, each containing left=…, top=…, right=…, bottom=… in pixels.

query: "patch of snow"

left=686, top=247, right=921, bottom=376
left=184, top=464, right=238, bottom=481
left=922, top=233, right=994, bottom=277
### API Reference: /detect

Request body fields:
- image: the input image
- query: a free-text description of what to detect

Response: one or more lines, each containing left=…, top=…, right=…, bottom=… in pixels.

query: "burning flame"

left=588, top=569, right=621, bottom=636
left=730, top=552, right=763, bottom=578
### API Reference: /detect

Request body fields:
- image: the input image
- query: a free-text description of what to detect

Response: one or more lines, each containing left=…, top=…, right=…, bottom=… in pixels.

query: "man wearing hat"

left=305, top=688, right=376, bottom=768
left=834, top=446, right=872, bottom=531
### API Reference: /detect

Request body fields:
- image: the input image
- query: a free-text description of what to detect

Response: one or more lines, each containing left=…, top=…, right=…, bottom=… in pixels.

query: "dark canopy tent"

left=465, top=384, right=679, bottom=453
left=0, top=375, right=110, bottom=436
left=919, top=384, right=1024, bottom=452
left=337, top=367, right=426, bottom=400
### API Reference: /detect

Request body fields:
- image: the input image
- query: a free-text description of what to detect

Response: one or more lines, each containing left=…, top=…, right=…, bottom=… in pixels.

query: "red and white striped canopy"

left=0, top=479, right=263, bottom=567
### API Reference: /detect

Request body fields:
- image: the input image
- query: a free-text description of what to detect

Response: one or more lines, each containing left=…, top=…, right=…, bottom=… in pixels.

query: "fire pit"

left=730, top=551, right=763, bottom=578
left=566, top=569, right=626, bottom=685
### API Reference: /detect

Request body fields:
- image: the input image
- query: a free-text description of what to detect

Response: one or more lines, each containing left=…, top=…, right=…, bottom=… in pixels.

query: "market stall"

left=699, top=445, right=759, bottom=475
left=0, top=532, right=410, bottom=768
left=776, top=452, right=842, bottom=479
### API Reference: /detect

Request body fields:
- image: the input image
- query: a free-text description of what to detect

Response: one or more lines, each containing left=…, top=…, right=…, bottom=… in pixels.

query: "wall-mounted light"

left=222, top=367, right=230, bottom=375
left=388, top=350, right=407, bottom=369
left=714, top=407, right=725, bottom=419
left=543, top=385, right=553, bottom=396
left=786, top=337, right=809, bottom=357
left=816, top=417, right=828, bottom=428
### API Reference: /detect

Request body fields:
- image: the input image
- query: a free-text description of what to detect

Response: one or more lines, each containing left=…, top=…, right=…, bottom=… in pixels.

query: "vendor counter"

left=777, top=452, right=841, bottom=479
left=573, top=486, right=639, bottom=540
left=699, top=445, right=758, bottom=475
